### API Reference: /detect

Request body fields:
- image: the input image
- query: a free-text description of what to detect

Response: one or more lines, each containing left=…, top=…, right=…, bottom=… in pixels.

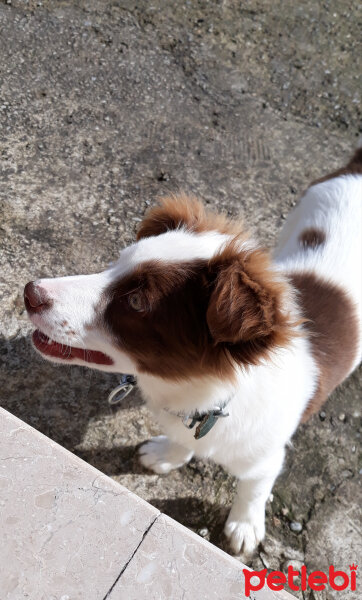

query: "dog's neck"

left=136, top=294, right=306, bottom=417
left=137, top=372, right=237, bottom=414
left=137, top=330, right=311, bottom=419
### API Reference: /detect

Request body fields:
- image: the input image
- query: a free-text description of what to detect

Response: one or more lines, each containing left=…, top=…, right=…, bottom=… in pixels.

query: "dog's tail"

left=312, top=136, right=362, bottom=185
left=347, top=137, right=362, bottom=172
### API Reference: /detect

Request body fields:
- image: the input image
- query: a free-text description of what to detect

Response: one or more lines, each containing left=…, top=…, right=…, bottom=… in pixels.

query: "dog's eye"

left=128, top=292, right=144, bottom=312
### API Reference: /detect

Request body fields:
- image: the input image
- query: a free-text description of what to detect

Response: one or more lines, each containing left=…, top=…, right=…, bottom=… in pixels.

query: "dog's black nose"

left=24, top=281, right=51, bottom=313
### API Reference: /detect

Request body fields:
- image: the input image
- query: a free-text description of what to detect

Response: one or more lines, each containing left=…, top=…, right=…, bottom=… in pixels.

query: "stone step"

left=0, top=407, right=295, bottom=600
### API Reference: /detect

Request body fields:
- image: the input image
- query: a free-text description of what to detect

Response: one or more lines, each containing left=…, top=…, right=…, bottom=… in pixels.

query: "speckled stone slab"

left=107, top=514, right=295, bottom=600
left=0, top=407, right=159, bottom=600
left=0, top=408, right=295, bottom=600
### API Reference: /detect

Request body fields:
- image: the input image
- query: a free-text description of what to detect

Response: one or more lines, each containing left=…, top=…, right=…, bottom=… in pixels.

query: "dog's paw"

left=224, top=515, right=265, bottom=556
left=139, top=435, right=193, bottom=475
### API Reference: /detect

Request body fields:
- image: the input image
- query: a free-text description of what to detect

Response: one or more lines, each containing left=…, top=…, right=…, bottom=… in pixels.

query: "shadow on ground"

left=0, top=333, right=141, bottom=449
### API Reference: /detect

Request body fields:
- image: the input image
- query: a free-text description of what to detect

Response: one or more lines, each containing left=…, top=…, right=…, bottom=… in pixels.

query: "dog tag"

left=108, top=375, right=136, bottom=405
left=194, top=413, right=219, bottom=439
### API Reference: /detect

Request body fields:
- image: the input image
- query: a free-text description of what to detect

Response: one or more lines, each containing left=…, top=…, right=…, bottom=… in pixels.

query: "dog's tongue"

left=32, top=330, right=114, bottom=365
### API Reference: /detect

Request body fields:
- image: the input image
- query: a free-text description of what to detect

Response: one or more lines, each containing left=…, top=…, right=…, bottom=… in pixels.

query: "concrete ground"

left=0, top=1, right=361, bottom=598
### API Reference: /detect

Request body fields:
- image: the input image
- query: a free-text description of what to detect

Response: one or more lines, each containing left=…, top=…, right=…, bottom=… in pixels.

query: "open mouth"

left=32, top=329, right=114, bottom=365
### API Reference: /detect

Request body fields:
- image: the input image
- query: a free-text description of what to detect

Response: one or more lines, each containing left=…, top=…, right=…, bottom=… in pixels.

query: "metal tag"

left=108, top=375, right=136, bottom=405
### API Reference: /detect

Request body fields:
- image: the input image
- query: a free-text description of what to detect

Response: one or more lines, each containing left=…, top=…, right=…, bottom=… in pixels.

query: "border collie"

left=24, top=146, right=361, bottom=555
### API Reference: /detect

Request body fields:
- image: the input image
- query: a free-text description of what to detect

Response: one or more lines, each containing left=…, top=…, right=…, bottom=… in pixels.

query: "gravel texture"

left=1, top=2, right=361, bottom=598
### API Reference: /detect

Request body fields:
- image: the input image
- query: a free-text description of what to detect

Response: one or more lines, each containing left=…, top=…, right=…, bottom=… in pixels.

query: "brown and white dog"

left=24, top=146, right=362, bottom=555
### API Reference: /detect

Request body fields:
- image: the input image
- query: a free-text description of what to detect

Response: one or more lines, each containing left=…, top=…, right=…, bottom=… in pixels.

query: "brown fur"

left=312, top=146, right=362, bottom=186
left=298, top=228, right=326, bottom=249
left=289, top=272, right=359, bottom=421
left=103, top=241, right=297, bottom=380
left=137, top=194, right=246, bottom=240
left=207, top=240, right=297, bottom=366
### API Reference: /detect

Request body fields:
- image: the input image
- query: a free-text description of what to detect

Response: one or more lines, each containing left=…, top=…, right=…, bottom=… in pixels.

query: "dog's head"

left=24, top=196, right=295, bottom=380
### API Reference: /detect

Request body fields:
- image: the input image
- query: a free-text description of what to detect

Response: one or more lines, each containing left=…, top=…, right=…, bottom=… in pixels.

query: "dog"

left=24, top=145, right=361, bottom=555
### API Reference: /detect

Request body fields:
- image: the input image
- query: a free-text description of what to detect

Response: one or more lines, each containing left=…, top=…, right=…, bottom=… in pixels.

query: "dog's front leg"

left=139, top=435, right=194, bottom=474
left=224, top=449, right=285, bottom=555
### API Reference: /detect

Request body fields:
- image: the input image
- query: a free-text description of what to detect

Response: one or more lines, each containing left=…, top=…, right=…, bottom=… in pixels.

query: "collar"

left=107, top=374, right=231, bottom=440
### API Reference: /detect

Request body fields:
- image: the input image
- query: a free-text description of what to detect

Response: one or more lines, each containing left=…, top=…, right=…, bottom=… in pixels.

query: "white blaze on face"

left=109, top=229, right=232, bottom=280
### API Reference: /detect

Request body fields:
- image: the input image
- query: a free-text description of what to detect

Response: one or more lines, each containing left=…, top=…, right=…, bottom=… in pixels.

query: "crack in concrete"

left=101, top=513, right=160, bottom=600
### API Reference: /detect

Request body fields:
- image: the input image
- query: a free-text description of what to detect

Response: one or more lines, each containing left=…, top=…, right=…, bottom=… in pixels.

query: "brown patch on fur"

left=104, top=259, right=229, bottom=379
left=207, top=240, right=297, bottom=367
left=289, top=272, right=359, bottom=421
left=298, top=228, right=326, bottom=249
left=137, top=194, right=246, bottom=240
left=103, top=241, right=297, bottom=380
left=312, top=146, right=362, bottom=186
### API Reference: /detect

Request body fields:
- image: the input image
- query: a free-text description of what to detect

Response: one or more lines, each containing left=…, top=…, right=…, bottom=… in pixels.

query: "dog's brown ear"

left=137, top=194, right=243, bottom=240
left=207, top=262, right=275, bottom=343
left=207, top=247, right=295, bottom=365
left=137, top=195, right=206, bottom=240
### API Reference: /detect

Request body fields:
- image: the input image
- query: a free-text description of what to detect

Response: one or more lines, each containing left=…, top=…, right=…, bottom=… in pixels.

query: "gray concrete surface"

left=0, top=1, right=361, bottom=599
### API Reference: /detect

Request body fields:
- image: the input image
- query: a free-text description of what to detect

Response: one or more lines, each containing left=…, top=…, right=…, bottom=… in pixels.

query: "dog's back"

left=274, top=147, right=362, bottom=418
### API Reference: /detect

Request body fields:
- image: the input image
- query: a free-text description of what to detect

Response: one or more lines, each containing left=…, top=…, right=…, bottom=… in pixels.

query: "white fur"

left=27, top=172, right=362, bottom=556
left=138, top=338, right=317, bottom=554
left=111, top=229, right=232, bottom=279
left=275, top=174, right=362, bottom=367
